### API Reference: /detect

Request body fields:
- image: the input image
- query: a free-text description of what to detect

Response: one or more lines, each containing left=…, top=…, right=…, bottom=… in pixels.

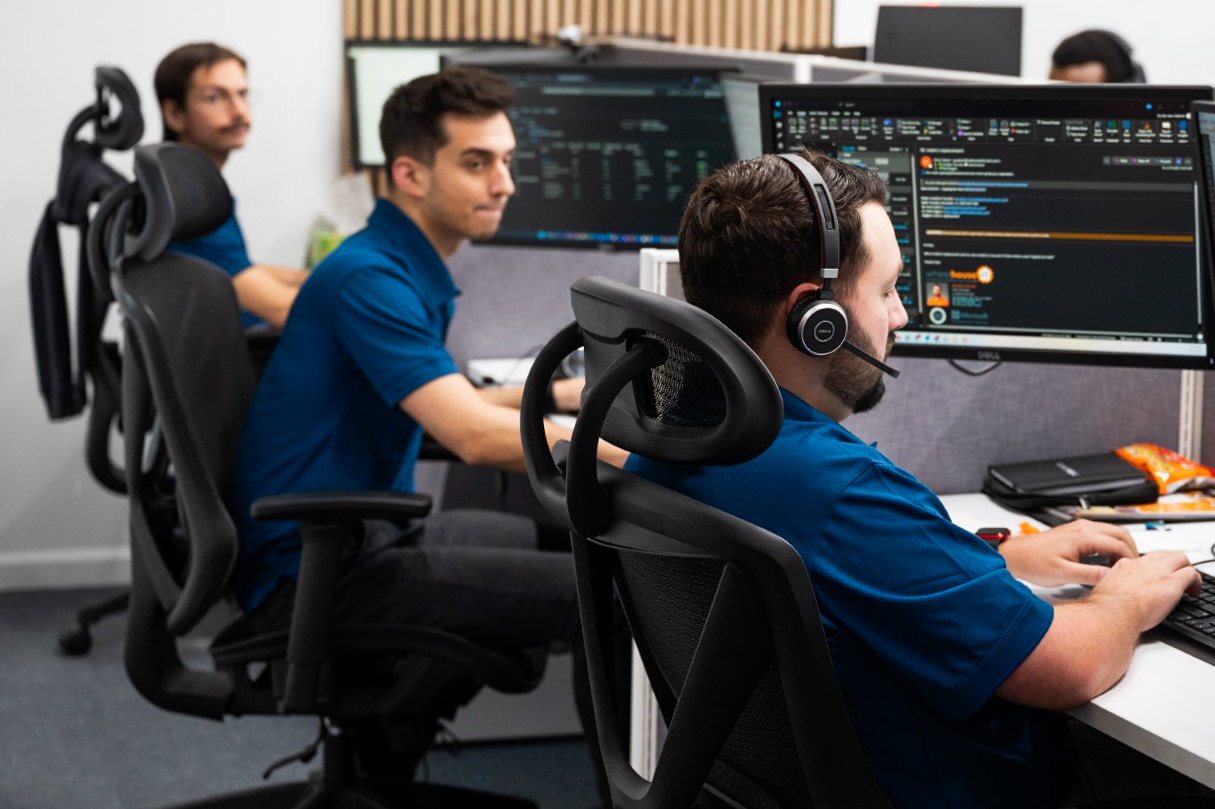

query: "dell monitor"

left=760, top=83, right=1215, bottom=369
left=873, top=5, right=1023, bottom=77
left=475, top=64, right=736, bottom=249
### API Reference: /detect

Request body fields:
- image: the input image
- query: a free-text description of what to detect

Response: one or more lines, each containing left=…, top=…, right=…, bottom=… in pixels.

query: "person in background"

left=1049, top=30, right=1146, bottom=84
left=155, top=42, right=307, bottom=328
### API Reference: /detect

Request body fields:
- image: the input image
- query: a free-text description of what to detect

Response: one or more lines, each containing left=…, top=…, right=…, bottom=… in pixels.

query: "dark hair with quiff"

left=379, top=65, right=515, bottom=167
left=1051, top=30, right=1136, bottom=83
left=154, top=42, right=247, bottom=141
left=677, top=150, right=888, bottom=348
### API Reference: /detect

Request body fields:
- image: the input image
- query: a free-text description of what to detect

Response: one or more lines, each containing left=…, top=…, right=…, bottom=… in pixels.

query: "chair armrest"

left=251, top=490, right=432, bottom=524
left=249, top=489, right=431, bottom=713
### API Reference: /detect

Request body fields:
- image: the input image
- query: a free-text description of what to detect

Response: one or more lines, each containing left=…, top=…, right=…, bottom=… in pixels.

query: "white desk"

left=628, top=493, right=1215, bottom=788
left=943, top=493, right=1215, bottom=789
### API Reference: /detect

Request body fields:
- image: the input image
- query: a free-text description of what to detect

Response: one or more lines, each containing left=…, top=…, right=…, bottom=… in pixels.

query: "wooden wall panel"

left=342, top=0, right=834, bottom=176
left=344, top=0, right=832, bottom=49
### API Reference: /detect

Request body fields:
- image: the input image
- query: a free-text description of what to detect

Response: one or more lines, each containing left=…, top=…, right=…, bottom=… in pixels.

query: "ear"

left=785, top=281, right=822, bottom=318
left=161, top=99, right=186, bottom=137
left=390, top=154, right=430, bottom=199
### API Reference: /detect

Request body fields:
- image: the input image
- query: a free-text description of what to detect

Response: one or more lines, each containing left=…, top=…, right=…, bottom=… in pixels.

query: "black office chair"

left=520, top=276, right=892, bottom=809
left=110, top=141, right=544, bottom=808
left=29, top=66, right=144, bottom=655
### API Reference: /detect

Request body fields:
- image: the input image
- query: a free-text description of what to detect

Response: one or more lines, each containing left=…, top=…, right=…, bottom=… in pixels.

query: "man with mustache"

left=230, top=66, right=624, bottom=788
left=628, top=151, right=1211, bottom=807
left=155, top=43, right=306, bottom=328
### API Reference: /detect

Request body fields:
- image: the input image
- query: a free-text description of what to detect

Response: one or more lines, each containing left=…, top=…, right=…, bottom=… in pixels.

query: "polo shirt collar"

left=779, top=387, right=836, bottom=424
left=779, top=387, right=874, bottom=448
left=369, top=198, right=461, bottom=305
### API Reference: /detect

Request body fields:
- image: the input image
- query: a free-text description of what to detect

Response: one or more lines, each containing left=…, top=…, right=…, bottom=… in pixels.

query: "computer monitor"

left=345, top=41, right=527, bottom=168
left=873, top=5, right=1023, bottom=77
left=721, top=74, right=765, bottom=160
left=806, top=57, right=1039, bottom=85
left=760, top=83, right=1215, bottom=369
left=474, top=64, right=737, bottom=249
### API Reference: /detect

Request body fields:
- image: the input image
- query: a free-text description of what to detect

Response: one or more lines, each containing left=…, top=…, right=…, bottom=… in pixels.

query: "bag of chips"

left=1114, top=443, right=1215, bottom=494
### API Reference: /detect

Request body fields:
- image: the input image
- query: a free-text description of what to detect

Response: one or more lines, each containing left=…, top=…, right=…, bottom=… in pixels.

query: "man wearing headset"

left=627, top=150, right=1209, bottom=808
left=1049, top=30, right=1146, bottom=84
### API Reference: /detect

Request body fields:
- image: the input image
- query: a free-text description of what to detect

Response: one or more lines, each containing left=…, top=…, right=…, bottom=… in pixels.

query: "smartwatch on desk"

left=976, top=526, right=1011, bottom=549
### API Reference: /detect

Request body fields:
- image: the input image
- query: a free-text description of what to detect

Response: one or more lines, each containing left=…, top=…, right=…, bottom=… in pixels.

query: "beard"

left=823, top=331, right=895, bottom=415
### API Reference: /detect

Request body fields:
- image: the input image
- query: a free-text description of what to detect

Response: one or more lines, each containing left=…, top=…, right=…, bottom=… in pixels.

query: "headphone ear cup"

left=787, top=296, right=849, bottom=356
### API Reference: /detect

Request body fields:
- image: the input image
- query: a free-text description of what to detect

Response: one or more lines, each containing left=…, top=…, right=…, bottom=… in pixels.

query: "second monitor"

left=468, top=64, right=737, bottom=249
left=761, top=83, right=1215, bottom=369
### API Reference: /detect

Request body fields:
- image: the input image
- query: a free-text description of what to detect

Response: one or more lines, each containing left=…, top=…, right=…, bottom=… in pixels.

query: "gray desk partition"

left=845, top=359, right=1186, bottom=495
left=1202, top=379, right=1215, bottom=465
left=445, top=243, right=641, bottom=370
left=444, top=241, right=1199, bottom=498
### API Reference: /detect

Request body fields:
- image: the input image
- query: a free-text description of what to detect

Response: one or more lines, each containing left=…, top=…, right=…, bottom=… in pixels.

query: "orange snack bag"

left=1115, top=443, right=1215, bottom=494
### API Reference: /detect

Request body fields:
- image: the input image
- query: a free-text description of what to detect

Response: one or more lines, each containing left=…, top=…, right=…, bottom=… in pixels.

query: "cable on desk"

left=948, top=358, right=1002, bottom=377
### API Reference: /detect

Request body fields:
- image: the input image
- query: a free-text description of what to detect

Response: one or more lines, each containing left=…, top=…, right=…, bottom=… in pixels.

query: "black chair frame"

left=521, top=276, right=891, bottom=809
left=110, top=142, right=545, bottom=809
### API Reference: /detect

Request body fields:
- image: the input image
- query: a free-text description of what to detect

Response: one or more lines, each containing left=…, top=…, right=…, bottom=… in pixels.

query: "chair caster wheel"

left=59, top=627, right=93, bottom=656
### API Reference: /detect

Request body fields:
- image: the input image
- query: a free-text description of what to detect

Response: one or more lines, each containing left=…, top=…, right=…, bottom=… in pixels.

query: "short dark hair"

left=379, top=66, right=515, bottom=167
left=1051, top=30, right=1136, bottom=83
left=155, top=42, right=247, bottom=141
left=677, top=151, right=888, bottom=348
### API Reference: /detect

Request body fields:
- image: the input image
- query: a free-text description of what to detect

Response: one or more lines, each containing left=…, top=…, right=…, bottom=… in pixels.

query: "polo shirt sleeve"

left=816, top=462, right=1053, bottom=722
left=169, top=211, right=253, bottom=279
left=331, top=266, right=458, bottom=408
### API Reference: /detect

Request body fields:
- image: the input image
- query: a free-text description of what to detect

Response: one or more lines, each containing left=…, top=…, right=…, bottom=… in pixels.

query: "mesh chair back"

left=521, top=276, right=891, bottom=809
left=114, top=144, right=251, bottom=639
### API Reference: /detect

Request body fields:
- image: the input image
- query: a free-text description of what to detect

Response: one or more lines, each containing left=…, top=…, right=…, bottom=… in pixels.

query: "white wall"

left=835, top=0, right=1215, bottom=85
left=0, top=0, right=343, bottom=589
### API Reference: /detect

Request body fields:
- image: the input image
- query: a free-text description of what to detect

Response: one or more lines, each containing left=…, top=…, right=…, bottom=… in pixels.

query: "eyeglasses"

left=192, top=88, right=256, bottom=109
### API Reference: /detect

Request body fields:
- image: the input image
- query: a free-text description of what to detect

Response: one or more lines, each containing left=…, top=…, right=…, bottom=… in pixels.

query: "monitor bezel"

left=758, top=82, right=1215, bottom=370
left=873, top=5, right=1023, bottom=77
left=469, top=62, right=740, bottom=251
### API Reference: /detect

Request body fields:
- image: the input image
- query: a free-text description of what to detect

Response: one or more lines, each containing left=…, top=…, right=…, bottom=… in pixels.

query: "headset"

left=777, top=153, right=900, bottom=378
left=1101, top=30, right=1146, bottom=83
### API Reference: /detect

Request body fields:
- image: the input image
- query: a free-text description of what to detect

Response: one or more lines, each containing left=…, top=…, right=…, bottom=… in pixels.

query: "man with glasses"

left=155, top=43, right=306, bottom=328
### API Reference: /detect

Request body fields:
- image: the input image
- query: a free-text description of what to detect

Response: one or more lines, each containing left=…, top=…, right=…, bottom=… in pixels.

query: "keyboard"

left=1161, top=570, right=1215, bottom=650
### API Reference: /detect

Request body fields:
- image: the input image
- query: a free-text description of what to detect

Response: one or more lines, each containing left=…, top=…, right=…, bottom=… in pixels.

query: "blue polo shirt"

left=626, top=389, right=1072, bottom=809
left=169, top=200, right=260, bottom=327
left=230, top=199, right=459, bottom=610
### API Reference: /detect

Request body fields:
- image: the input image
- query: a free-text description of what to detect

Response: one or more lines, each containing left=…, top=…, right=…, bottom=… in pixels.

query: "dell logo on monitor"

left=977, top=350, right=1002, bottom=361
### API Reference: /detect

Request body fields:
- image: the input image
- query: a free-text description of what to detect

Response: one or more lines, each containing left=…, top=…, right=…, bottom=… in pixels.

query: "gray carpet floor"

left=0, top=587, right=600, bottom=809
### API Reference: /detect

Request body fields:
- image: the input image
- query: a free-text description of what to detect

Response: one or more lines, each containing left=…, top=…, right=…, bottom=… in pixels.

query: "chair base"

left=156, top=780, right=540, bottom=809
left=58, top=590, right=130, bottom=656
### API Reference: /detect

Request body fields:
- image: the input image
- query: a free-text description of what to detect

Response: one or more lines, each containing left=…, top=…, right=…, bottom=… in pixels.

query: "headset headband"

left=777, top=153, right=841, bottom=282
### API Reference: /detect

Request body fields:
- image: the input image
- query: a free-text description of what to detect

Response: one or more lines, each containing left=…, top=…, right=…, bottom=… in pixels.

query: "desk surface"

left=942, top=493, right=1215, bottom=788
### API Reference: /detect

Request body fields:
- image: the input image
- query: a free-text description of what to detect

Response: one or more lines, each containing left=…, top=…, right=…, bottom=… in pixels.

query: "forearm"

left=254, top=263, right=308, bottom=287
left=995, top=596, right=1140, bottom=710
left=476, top=377, right=581, bottom=411
left=232, top=266, right=303, bottom=328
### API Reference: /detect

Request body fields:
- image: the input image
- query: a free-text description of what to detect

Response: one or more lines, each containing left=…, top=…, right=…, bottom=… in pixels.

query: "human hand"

left=999, top=519, right=1139, bottom=587
left=1088, top=550, right=1201, bottom=633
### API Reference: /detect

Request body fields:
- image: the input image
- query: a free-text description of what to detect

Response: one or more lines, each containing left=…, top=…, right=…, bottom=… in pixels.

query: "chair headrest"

left=522, top=276, right=784, bottom=536
left=571, top=276, right=783, bottom=466
left=93, top=66, right=143, bottom=151
left=127, top=143, right=232, bottom=261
